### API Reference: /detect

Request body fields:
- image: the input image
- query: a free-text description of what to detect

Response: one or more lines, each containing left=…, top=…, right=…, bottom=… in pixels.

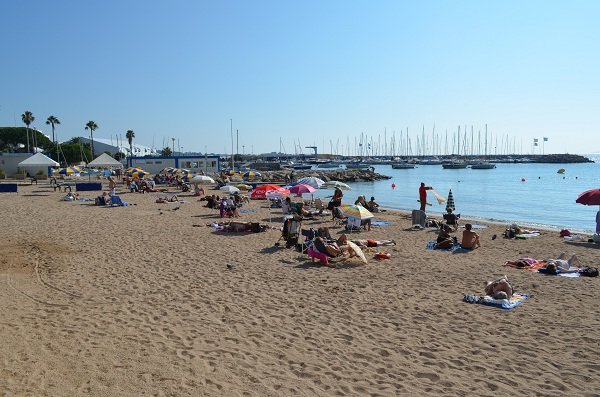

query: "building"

left=78, top=137, right=158, bottom=157
left=126, top=155, right=221, bottom=175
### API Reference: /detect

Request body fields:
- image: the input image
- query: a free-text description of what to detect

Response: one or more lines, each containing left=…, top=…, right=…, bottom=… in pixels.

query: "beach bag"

left=95, top=195, right=106, bottom=206
left=559, top=229, right=571, bottom=237
left=579, top=267, right=599, bottom=277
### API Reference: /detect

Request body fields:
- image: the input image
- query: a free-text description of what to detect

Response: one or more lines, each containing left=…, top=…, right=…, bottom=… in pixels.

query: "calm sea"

left=310, top=155, right=600, bottom=233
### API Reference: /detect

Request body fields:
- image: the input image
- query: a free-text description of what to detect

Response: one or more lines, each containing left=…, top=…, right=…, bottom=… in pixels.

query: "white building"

left=127, top=155, right=221, bottom=175
left=78, top=137, right=158, bottom=157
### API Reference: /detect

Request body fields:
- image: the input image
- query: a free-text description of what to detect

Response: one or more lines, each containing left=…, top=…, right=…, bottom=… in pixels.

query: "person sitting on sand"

left=156, top=195, right=179, bottom=203
left=367, top=196, right=380, bottom=213
left=443, top=207, right=459, bottom=229
left=484, top=275, right=514, bottom=300
left=355, top=195, right=369, bottom=207
left=194, top=184, right=205, bottom=197
left=434, top=225, right=455, bottom=249
left=460, top=223, right=480, bottom=250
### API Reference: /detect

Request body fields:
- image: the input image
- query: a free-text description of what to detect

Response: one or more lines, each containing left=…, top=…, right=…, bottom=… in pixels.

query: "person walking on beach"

left=108, top=176, right=117, bottom=196
left=418, top=182, right=433, bottom=212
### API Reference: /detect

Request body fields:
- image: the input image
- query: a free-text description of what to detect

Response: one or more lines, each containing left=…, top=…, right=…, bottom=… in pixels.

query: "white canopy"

left=18, top=152, right=59, bottom=167
left=88, top=153, right=123, bottom=168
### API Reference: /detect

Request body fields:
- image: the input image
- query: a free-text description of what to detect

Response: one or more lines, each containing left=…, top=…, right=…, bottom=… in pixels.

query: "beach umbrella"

left=57, top=167, right=81, bottom=175
left=265, top=190, right=290, bottom=200
left=249, top=184, right=290, bottom=199
left=339, top=204, right=374, bottom=220
left=190, top=175, right=215, bottom=184
left=129, top=170, right=150, bottom=178
left=576, top=188, right=600, bottom=206
left=446, top=189, right=455, bottom=211
left=322, top=180, right=352, bottom=190
left=289, top=183, right=316, bottom=195
left=237, top=184, right=252, bottom=191
left=346, top=241, right=368, bottom=264
left=295, top=176, right=325, bottom=189
left=220, top=185, right=240, bottom=194
left=243, top=170, right=261, bottom=179
left=160, top=167, right=176, bottom=174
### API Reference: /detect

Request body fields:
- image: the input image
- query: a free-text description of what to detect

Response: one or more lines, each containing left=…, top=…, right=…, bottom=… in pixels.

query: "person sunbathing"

left=484, top=275, right=514, bottom=300
left=312, top=236, right=354, bottom=259
left=460, top=223, right=480, bottom=250
left=156, top=195, right=179, bottom=203
left=545, top=253, right=581, bottom=273
left=350, top=239, right=396, bottom=248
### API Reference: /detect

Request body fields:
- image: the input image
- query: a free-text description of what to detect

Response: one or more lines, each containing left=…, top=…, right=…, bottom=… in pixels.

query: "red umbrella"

left=289, top=183, right=316, bottom=195
left=576, top=189, right=600, bottom=206
left=249, top=184, right=290, bottom=199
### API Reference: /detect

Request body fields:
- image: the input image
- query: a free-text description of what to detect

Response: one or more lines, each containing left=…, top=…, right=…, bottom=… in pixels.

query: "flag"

left=543, top=137, right=548, bottom=142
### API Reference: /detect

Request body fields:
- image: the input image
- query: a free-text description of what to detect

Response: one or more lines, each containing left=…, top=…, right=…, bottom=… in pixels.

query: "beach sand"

left=1, top=183, right=599, bottom=396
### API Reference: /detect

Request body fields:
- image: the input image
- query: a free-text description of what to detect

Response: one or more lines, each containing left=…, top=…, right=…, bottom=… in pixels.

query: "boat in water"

left=442, top=159, right=468, bottom=169
left=346, top=161, right=373, bottom=170
left=391, top=162, right=415, bottom=169
left=470, top=161, right=496, bottom=169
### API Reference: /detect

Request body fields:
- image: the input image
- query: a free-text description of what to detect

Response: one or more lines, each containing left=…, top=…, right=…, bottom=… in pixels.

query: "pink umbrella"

left=289, top=183, right=316, bottom=196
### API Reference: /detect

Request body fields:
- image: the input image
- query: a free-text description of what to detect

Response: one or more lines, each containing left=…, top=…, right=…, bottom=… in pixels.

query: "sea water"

left=309, top=156, right=600, bottom=233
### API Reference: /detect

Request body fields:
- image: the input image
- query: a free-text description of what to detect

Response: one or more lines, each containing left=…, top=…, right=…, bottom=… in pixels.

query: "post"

left=204, top=145, right=208, bottom=173
left=230, top=119, right=234, bottom=171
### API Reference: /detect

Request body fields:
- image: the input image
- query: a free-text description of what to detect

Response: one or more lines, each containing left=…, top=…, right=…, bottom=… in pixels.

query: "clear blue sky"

left=2, top=1, right=599, bottom=155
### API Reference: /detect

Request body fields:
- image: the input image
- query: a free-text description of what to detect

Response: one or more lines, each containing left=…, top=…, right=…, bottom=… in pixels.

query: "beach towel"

left=432, top=190, right=446, bottom=204
left=460, top=224, right=487, bottom=230
left=426, top=241, right=460, bottom=251
left=371, top=220, right=393, bottom=227
left=537, top=268, right=581, bottom=278
left=463, top=293, right=529, bottom=310
left=504, top=259, right=546, bottom=271
left=239, top=209, right=256, bottom=213
left=515, top=233, right=540, bottom=239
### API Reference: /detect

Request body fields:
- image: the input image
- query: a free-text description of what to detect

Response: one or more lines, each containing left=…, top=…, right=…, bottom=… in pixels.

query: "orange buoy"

left=391, top=183, right=396, bottom=189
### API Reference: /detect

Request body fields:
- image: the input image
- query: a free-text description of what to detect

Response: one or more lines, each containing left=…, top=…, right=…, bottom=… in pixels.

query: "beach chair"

left=411, top=209, right=426, bottom=228
left=275, top=217, right=302, bottom=248
left=332, top=207, right=347, bottom=227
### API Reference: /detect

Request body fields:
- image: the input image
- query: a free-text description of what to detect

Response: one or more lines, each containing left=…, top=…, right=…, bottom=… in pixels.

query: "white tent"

left=88, top=153, right=124, bottom=168
left=18, top=153, right=59, bottom=177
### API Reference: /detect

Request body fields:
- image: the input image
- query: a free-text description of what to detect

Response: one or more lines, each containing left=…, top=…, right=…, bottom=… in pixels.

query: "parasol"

left=322, top=180, right=351, bottom=190
left=446, top=189, right=455, bottom=211
left=346, top=241, right=367, bottom=264
left=339, top=204, right=374, bottom=220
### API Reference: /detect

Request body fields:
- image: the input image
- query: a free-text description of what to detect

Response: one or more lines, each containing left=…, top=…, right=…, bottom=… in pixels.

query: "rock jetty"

left=228, top=169, right=391, bottom=184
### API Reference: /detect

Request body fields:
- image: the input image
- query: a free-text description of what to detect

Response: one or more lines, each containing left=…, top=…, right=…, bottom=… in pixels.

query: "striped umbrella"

left=295, top=177, right=325, bottom=189
left=57, top=167, right=81, bottom=175
left=446, top=189, right=455, bottom=211
left=129, top=170, right=150, bottom=178
left=220, top=185, right=240, bottom=194
left=339, top=204, right=374, bottom=220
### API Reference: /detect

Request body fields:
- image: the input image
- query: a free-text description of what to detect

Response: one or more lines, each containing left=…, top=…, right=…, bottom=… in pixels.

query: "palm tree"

left=21, top=111, right=35, bottom=152
left=125, top=130, right=135, bottom=158
left=45, top=115, right=61, bottom=146
left=85, top=121, right=98, bottom=157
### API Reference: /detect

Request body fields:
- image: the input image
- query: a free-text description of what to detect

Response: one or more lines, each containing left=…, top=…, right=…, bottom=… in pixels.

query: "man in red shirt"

left=418, top=182, right=433, bottom=211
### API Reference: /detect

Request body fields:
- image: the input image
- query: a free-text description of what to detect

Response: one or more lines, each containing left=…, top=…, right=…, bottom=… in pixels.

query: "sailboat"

left=471, top=124, right=496, bottom=169
left=442, top=126, right=467, bottom=169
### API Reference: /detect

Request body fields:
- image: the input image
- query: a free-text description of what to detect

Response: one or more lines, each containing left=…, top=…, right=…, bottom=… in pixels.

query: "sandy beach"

left=1, top=182, right=599, bottom=396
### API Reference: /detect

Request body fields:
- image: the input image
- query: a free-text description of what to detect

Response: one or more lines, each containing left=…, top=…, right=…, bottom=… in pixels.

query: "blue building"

left=126, top=154, right=221, bottom=175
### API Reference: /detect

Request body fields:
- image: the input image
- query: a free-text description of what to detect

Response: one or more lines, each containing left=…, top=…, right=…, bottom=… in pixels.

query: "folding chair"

left=332, top=207, right=347, bottom=227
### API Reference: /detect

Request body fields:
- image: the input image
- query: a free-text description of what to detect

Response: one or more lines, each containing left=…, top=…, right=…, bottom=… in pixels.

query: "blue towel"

left=463, top=293, right=529, bottom=310
left=426, top=241, right=460, bottom=251
left=371, top=220, right=393, bottom=226
left=239, top=209, right=256, bottom=213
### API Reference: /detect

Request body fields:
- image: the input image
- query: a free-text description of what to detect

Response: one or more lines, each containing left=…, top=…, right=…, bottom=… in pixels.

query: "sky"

left=2, top=1, right=599, bottom=156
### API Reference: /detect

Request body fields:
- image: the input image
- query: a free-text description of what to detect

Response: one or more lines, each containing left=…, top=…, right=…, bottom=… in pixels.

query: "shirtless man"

left=461, top=223, right=481, bottom=250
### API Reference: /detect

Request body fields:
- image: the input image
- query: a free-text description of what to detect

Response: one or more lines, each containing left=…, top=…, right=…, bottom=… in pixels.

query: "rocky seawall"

left=227, top=169, right=391, bottom=184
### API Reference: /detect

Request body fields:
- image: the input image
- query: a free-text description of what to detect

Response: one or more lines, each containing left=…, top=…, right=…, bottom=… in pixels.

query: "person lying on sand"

left=156, top=195, right=179, bottom=203
left=460, top=223, right=481, bottom=250
left=484, top=276, right=514, bottom=300
left=545, top=253, right=582, bottom=273
left=350, top=239, right=396, bottom=248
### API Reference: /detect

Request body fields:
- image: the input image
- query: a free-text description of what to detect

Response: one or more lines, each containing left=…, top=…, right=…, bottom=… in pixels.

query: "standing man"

left=108, top=175, right=117, bottom=197
left=418, top=182, right=433, bottom=212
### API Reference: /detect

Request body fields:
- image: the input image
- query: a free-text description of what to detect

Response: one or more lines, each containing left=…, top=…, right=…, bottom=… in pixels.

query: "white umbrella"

left=220, top=185, right=240, bottom=194
left=346, top=241, right=367, bottom=264
left=295, top=176, right=325, bottom=189
left=322, top=180, right=351, bottom=190
left=191, top=175, right=215, bottom=184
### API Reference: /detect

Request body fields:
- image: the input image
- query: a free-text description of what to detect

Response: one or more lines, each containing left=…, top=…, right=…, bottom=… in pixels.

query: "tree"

left=45, top=115, right=60, bottom=145
left=125, top=129, right=135, bottom=158
left=85, top=121, right=98, bottom=157
left=21, top=111, right=35, bottom=153
left=161, top=147, right=172, bottom=156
